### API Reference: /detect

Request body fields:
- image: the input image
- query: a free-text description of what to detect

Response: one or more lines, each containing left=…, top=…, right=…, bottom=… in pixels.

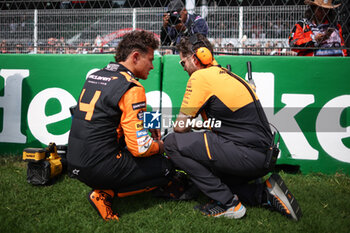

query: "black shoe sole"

left=87, top=190, right=104, bottom=219
left=270, top=173, right=302, bottom=221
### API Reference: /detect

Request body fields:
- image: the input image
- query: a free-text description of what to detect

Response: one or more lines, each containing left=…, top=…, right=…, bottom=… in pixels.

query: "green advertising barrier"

left=0, top=54, right=161, bottom=154
left=162, top=55, right=350, bottom=174
left=1, top=54, right=349, bottom=174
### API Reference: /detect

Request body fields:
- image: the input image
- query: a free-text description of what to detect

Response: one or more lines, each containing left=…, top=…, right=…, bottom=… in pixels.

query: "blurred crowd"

left=0, top=37, right=117, bottom=54
left=1, top=37, right=297, bottom=56
left=212, top=39, right=297, bottom=56
left=0, top=1, right=347, bottom=57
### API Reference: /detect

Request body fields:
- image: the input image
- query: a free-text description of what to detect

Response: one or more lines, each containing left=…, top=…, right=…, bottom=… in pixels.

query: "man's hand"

left=315, top=33, right=324, bottom=44
left=324, top=28, right=335, bottom=39
left=174, top=112, right=192, bottom=133
left=157, top=140, right=164, bottom=154
left=315, top=28, right=334, bottom=44
left=149, top=128, right=164, bottom=154
left=175, top=22, right=186, bottom=32
left=149, top=128, right=161, bottom=141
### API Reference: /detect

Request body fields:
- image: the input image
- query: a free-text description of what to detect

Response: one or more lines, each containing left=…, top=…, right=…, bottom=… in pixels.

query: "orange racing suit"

left=67, top=62, right=172, bottom=192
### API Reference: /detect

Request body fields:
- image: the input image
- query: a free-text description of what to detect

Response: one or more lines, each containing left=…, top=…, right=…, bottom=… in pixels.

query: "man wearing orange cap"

left=289, top=0, right=347, bottom=56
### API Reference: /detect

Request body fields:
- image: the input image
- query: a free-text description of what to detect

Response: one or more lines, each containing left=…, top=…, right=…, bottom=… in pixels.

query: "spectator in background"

left=255, top=42, right=262, bottom=55
left=264, top=41, right=274, bottom=55
left=27, top=44, right=35, bottom=54
left=289, top=0, right=347, bottom=56
left=60, top=37, right=66, bottom=46
left=225, top=42, right=236, bottom=54
left=270, top=41, right=283, bottom=56
left=82, top=42, right=91, bottom=54
left=59, top=37, right=67, bottom=54
left=0, top=40, right=8, bottom=53
left=160, top=0, right=208, bottom=51
left=75, top=44, right=82, bottom=54
left=93, top=35, right=103, bottom=53
left=65, top=45, right=76, bottom=54
left=15, top=43, right=23, bottom=54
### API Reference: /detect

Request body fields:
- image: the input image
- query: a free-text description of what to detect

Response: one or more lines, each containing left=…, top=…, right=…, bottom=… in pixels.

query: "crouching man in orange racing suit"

left=67, top=30, right=175, bottom=221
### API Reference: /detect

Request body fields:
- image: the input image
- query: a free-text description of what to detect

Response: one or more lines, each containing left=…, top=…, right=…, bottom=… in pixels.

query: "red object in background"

left=71, top=1, right=87, bottom=3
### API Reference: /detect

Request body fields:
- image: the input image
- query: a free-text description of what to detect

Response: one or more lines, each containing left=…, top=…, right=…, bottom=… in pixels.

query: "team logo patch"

left=132, top=101, right=146, bottom=110
left=136, top=129, right=148, bottom=138
left=143, top=111, right=161, bottom=129
left=135, top=122, right=143, bottom=130
left=137, top=111, right=144, bottom=120
left=106, top=63, right=120, bottom=71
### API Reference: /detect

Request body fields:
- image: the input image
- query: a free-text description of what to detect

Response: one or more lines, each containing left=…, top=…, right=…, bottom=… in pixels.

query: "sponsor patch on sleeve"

left=135, top=122, right=143, bottom=130
left=137, top=136, right=153, bottom=153
left=132, top=101, right=146, bottom=110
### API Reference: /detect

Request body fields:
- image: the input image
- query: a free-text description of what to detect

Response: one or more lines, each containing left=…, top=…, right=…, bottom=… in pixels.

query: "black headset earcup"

left=196, top=47, right=213, bottom=65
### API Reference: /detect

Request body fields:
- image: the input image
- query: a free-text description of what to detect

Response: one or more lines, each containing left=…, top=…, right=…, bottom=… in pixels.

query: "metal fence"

left=0, top=0, right=349, bottom=55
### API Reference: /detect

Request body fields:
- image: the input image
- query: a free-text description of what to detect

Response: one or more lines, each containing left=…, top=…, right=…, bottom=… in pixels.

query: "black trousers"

left=68, top=148, right=173, bottom=194
left=164, top=131, right=267, bottom=206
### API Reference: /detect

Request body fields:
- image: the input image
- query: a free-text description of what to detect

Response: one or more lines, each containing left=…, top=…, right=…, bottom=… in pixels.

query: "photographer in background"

left=161, top=0, right=208, bottom=51
left=289, top=0, right=347, bottom=56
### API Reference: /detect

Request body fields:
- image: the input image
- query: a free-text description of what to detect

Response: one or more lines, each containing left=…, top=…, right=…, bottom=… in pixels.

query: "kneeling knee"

left=163, top=133, right=177, bottom=154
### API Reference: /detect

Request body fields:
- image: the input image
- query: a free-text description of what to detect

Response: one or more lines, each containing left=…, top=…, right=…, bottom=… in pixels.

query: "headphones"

left=189, top=34, right=213, bottom=66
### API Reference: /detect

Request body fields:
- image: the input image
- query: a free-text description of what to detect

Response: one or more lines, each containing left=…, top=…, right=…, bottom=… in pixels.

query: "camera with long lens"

left=168, top=11, right=181, bottom=26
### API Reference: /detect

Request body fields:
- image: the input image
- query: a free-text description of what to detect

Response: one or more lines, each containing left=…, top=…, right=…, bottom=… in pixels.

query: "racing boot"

left=88, top=189, right=119, bottom=221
